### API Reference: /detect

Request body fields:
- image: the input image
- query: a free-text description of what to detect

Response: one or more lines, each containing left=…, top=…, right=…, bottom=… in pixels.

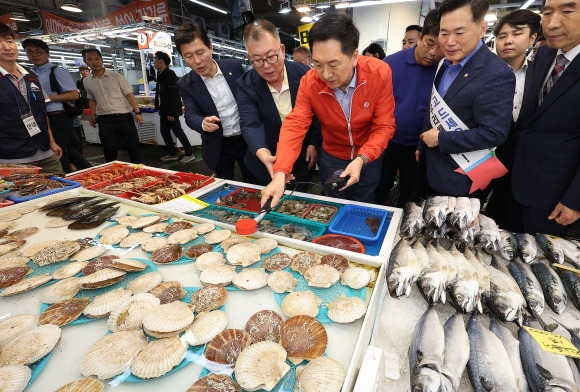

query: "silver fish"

left=508, top=257, right=545, bottom=317
left=400, top=201, right=426, bottom=240
left=552, top=236, right=580, bottom=268
left=450, top=246, right=480, bottom=313
left=448, top=197, right=473, bottom=231
left=499, top=230, right=519, bottom=261
left=464, top=248, right=490, bottom=312
left=419, top=243, right=456, bottom=304
left=409, top=307, right=445, bottom=392
left=552, top=319, right=580, bottom=376
left=387, top=239, right=425, bottom=298
left=475, top=215, right=501, bottom=254
left=470, top=198, right=481, bottom=222
left=530, top=259, right=568, bottom=314
left=516, top=233, right=538, bottom=264
left=536, top=233, right=565, bottom=264
left=441, top=313, right=470, bottom=392
left=555, top=266, right=580, bottom=311
left=424, top=196, right=449, bottom=229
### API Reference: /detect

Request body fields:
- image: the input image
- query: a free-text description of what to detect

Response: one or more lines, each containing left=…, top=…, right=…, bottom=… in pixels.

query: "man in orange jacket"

left=261, top=14, right=395, bottom=205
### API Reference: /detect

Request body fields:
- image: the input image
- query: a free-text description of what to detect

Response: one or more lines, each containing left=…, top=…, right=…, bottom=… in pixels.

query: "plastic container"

left=66, top=163, right=133, bottom=187
left=0, top=165, right=42, bottom=176
left=7, top=177, right=81, bottom=203
left=328, top=204, right=390, bottom=244
left=312, top=234, right=365, bottom=254
left=270, top=195, right=343, bottom=223
left=216, top=187, right=262, bottom=212
left=301, top=203, right=340, bottom=225
left=259, top=213, right=326, bottom=239
left=189, top=204, right=258, bottom=224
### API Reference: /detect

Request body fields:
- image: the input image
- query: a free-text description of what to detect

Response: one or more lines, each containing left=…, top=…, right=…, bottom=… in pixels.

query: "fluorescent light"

left=520, top=0, right=534, bottom=9
left=279, top=5, right=291, bottom=13
left=296, top=5, right=311, bottom=12
left=335, top=0, right=407, bottom=8
left=10, top=12, right=30, bottom=22
left=189, top=0, right=229, bottom=14
left=61, top=0, right=82, bottom=12
left=484, top=14, right=497, bottom=22
left=300, top=15, right=313, bottom=22
left=315, top=4, right=331, bottom=8
left=533, top=9, right=541, bottom=13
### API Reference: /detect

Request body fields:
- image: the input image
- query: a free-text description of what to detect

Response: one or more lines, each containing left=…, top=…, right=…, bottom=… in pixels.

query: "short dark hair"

left=174, top=21, right=211, bottom=55
left=243, top=19, right=280, bottom=46
left=308, top=14, right=359, bottom=56
left=22, top=38, right=49, bottom=53
left=439, top=0, right=489, bottom=23
left=82, top=48, right=102, bottom=60
left=493, top=9, right=541, bottom=37
left=362, top=43, right=386, bottom=59
left=155, top=51, right=171, bottom=66
left=0, top=23, right=15, bottom=40
left=405, top=24, right=422, bottom=34
left=421, top=9, right=441, bottom=37
left=293, top=46, right=311, bottom=57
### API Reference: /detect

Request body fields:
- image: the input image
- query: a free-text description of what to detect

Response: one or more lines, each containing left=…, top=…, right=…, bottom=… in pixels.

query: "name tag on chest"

left=22, top=113, right=41, bottom=137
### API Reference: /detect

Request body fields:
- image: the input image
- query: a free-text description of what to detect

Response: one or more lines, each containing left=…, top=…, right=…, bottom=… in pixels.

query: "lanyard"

left=4, top=75, right=32, bottom=116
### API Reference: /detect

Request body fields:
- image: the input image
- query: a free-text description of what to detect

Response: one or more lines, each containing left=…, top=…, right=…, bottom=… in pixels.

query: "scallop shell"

left=150, top=245, right=183, bottom=264
left=0, top=210, right=22, bottom=222
left=199, top=265, right=237, bottom=286
left=83, top=288, right=133, bottom=319
left=320, top=254, right=349, bottom=273
left=280, top=291, right=322, bottom=318
left=245, top=310, right=284, bottom=343
left=327, top=294, right=367, bottom=324
left=295, top=356, right=344, bottom=392
left=227, top=243, right=262, bottom=267
left=130, top=336, right=187, bottom=379
left=0, top=256, right=30, bottom=269
left=21, top=240, right=58, bottom=258
left=15, top=205, right=38, bottom=215
left=167, top=229, right=198, bottom=245
left=263, top=253, right=291, bottom=272
left=80, top=330, right=147, bottom=379
left=267, top=270, right=297, bottom=294
left=0, top=364, right=31, bottom=392
left=234, top=341, right=290, bottom=391
left=0, top=273, right=52, bottom=297
left=79, top=268, right=126, bottom=289
left=0, top=221, right=15, bottom=232
left=280, top=316, right=327, bottom=364
left=5, top=227, right=39, bottom=240
left=304, top=265, right=340, bottom=288
left=205, top=329, right=251, bottom=365
left=232, top=268, right=268, bottom=290
left=193, top=222, right=215, bottom=235
left=126, top=271, right=164, bottom=294
left=0, top=314, right=38, bottom=348
left=0, top=324, right=61, bottom=366
left=70, top=246, right=107, bottom=262
left=130, top=215, right=161, bottom=229
left=187, top=374, right=241, bottom=392
left=204, top=229, right=232, bottom=244
left=182, top=310, right=228, bottom=347
left=119, top=232, right=152, bottom=248
left=191, top=285, right=228, bottom=312
left=142, top=222, right=169, bottom=233
left=98, top=225, right=130, bottom=245
left=149, top=281, right=187, bottom=304
left=253, top=238, right=278, bottom=254
left=107, top=293, right=161, bottom=332
left=77, top=237, right=97, bottom=250
left=143, top=301, right=194, bottom=338
left=54, top=378, right=105, bottom=392
left=194, top=251, right=225, bottom=271
left=109, top=258, right=147, bottom=272
left=45, top=217, right=71, bottom=228
left=340, top=267, right=371, bottom=289
left=185, top=244, right=214, bottom=260
left=114, top=215, right=139, bottom=226
left=33, top=240, right=81, bottom=266
left=290, top=252, right=321, bottom=274
left=0, top=266, right=31, bottom=289
left=41, top=277, right=81, bottom=303
left=52, top=261, right=88, bottom=280
left=39, top=297, right=90, bottom=327
left=0, top=242, right=24, bottom=258
left=141, top=236, right=168, bottom=253
left=83, top=255, right=118, bottom=275
left=220, top=235, right=252, bottom=252
left=164, top=221, right=194, bottom=234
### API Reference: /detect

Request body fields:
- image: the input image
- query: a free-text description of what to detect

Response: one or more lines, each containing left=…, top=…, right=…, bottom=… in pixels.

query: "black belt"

left=97, top=112, right=133, bottom=118
left=47, top=111, right=65, bottom=115
left=224, top=134, right=243, bottom=140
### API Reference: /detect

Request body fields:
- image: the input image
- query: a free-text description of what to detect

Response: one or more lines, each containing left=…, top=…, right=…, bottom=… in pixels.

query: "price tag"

left=551, top=263, right=580, bottom=277
left=523, top=326, right=580, bottom=358
left=156, top=195, right=209, bottom=213
left=21, top=113, right=41, bottom=137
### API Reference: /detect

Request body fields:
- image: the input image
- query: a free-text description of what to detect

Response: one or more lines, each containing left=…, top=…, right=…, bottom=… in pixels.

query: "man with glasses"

left=375, top=9, right=444, bottom=206
left=293, top=46, right=312, bottom=67
left=236, top=19, right=321, bottom=188
left=175, top=22, right=253, bottom=181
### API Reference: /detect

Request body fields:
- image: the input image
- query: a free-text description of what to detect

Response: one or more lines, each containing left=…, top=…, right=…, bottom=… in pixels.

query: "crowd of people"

left=0, top=0, right=577, bottom=237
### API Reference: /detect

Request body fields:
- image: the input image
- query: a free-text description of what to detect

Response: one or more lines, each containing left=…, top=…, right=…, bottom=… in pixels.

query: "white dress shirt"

left=200, top=62, right=241, bottom=137
left=511, top=59, right=528, bottom=121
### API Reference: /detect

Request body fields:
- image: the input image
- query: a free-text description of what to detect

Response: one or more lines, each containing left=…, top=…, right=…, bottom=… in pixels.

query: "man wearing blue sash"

left=419, top=0, right=515, bottom=198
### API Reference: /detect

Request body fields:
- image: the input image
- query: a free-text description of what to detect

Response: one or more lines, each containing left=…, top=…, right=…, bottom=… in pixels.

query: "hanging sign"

left=297, top=23, right=313, bottom=49
left=137, top=31, right=173, bottom=59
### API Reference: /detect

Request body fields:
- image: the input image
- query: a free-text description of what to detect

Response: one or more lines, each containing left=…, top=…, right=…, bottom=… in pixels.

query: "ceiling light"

left=335, top=0, right=407, bottom=9
left=279, top=2, right=292, bottom=13
left=188, top=0, right=229, bottom=14
left=533, top=9, right=541, bottom=13
left=296, top=4, right=311, bottom=12
left=315, top=3, right=331, bottom=9
left=61, top=0, right=82, bottom=12
left=10, top=12, right=30, bottom=22
left=520, top=0, right=534, bottom=9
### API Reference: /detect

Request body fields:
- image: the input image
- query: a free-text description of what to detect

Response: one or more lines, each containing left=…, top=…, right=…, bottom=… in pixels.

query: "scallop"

left=280, top=316, right=327, bottom=364
left=141, top=236, right=168, bottom=253
left=52, top=261, right=88, bottom=280
left=0, top=314, right=38, bottom=349
left=0, top=210, right=21, bottom=222
left=45, top=217, right=70, bottom=228
left=340, top=267, right=371, bottom=289
left=41, top=277, right=81, bottom=303
left=83, top=255, right=118, bottom=275
left=126, top=271, right=164, bottom=294
left=114, top=215, right=139, bottom=226
left=193, top=222, right=215, bottom=235
left=0, top=221, right=15, bottom=232
left=245, top=310, right=284, bottom=344
left=263, top=253, right=292, bottom=272
left=220, top=235, right=252, bottom=252
left=320, top=254, right=350, bottom=273
left=107, top=292, right=160, bottom=332
left=80, top=330, right=147, bottom=379
left=33, top=240, right=80, bottom=266
left=0, top=242, right=24, bottom=258
left=0, top=256, right=30, bottom=269
left=119, top=232, right=152, bottom=248
left=304, top=265, right=340, bottom=288
left=0, top=364, right=31, bottom=392
left=227, top=242, right=261, bottom=267
left=185, top=243, right=214, bottom=260
left=149, top=281, right=187, bottom=304
left=0, top=324, right=61, bottom=366
left=150, top=245, right=183, bottom=264
left=205, top=329, right=251, bottom=365
left=235, top=341, right=290, bottom=391
left=0, top=266, right=31, bottom=289
left=280, top=291, right=322, bottom=318
left=253, top=238, right=278, bottom=254
left=187, top=374, right=241, bottom=392
left=232, top=268, right=268, bottom=290
left=143, top=301, right=194, bottom=338
left=84, top=288, right=133, bottom=319
left=70, top=246, right=107, bottom=262
left=191, top=285, right=228, bottom=312
left=54, top=378, right=105, bottom=392
left=164, top=220, right=194, bottom=234
left=79, top=268, right=126, bottom=289
left=182, top=310, right=228, bottom=347
left=15, top=205, right=38, bottom=214
left=130, top=336, right=187, bottom=379
left=204, top=229, right=232, bottom=244
left=267, top=270, right=297, bottom=294
left=109, top=258, right=147, bottom=272
left=290, top=252, right=321, bottom=274
left=39, top=297, right=90, bottom=327
left=0, top=273, right=52, bottom=297
left=327, top=294, right=367, bottom=324
left=142, top=222, right=168, bottom=233
left=130, top=215, right=161, bottom=229
left=167, top=228, right=198, bottom=245
left=295, top=356, right=345, bottom=392
left=5, top=227, right=39, bottom=240
left=98, top=225, right=129, bottom=245
left=194, top=251, right=225, bottom=271
left=199, top=265, right=237, bottom=286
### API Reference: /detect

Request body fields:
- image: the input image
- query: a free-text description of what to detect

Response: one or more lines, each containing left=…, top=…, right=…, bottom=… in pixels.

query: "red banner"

left=42, top=0, right=171, bottom=34
left=0, top=14, right=19, bottom=34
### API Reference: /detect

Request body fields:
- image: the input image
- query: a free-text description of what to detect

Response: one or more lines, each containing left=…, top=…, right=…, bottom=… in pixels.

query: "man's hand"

left=548, top=202, right=580, bottom=226
left=305, top=145, right=318, bottom=169
left=202, top=116, right=221, bottom=132
left=261, top=172, right=287, bottom=209
left=256, top=148, right=276, bottom=179
left=167, top=116, right=175, bottom=122
left=420, top=128, right=440, bottom=148
left=50, top=141, right=63, bottom=158
left=135, top=113, right=143, bottom=126
left=339, top=156, right=365, bottom=191
left=89, top=117, right=97, bottom=127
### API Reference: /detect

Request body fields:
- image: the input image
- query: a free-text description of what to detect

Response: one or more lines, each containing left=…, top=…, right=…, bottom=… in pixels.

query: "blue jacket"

left=177, top=59, right=244, bottom=170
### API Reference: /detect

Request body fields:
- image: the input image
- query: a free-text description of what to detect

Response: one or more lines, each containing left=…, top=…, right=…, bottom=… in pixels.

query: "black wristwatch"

left=134, top=111, right=142, bottom=115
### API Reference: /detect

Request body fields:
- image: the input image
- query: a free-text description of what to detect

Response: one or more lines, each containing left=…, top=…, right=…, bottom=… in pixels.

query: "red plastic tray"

left=0, top=165, right=41, bottom=176
left=0, top=199, right=14, bottom=208
left=215, top=187, right=262, bottom=212
left=312, top=234, right=365, bottom=253
left=66, top=163, right=134, bottom=187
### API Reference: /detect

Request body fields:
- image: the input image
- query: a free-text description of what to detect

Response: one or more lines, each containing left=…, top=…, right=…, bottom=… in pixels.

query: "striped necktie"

left=538, top=54, right=569, bottom=106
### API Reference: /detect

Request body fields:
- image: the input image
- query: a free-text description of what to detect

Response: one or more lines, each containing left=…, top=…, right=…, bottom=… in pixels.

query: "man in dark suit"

left=419, top=0, right=515, bottom=198
left=511, top=0, right=580, bottom=235
left=175, top=22, right=253, bottom=181
left=236, top=19, right=321, bottom=189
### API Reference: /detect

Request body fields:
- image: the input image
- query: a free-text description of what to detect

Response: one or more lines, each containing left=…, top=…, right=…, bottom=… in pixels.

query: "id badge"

left=22, top=113, right=41, bottom=137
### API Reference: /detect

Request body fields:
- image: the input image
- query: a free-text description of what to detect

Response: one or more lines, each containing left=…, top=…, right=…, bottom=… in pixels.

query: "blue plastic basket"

left=7, top=176, right=81, bottom=203
left=328, top=204, right=390, bottom=244
left=260, top=213, right=326, bottom=239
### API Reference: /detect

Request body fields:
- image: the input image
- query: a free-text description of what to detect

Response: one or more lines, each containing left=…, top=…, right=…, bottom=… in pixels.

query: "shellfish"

left=290, top=252, right=321, bottom=275
left=253, top=238, right=278, bottom=254
left=280, top=291, right=322, bottom=318
left=130, top=336, right=187, bottom=379
left=45, top=217, right=70, bottom=228
left=191, top=284, right=228, bottom=312
left=194, top=251, right=225, bottom=271
left=141, top=236, right=168, bottom=253
left=0, top=364, right=31, bottom=392
left=182, top=310, right=228, bottom=347
left=267, top=270, right=297, bottom=294
left=5, top=227, right=38, bottom=241
left=232, top=268, right=268, bottom=290
left=0, top=266, right=31, bottom=289
left=164, top=220, right=194, bottom=234
left=70, top=246, right=107, bottom=262
left=130, top=215, right=161, bottom=229
left=83, top=288, right=132, bottom=319
left=32, top=240, right=80, bottom=266
left=320, top=254, right=350, bottom=273
left=187, top=374, right=241, bottom=392
left=41, top=277, right=81, bottom=303
left=204, top=229, right=232, bottom=244
left=280, top=315, right=327, bottom=364
left=97, top=225, right=129, bottom=245
left=107, top=293, right=160, bottom=332
left=326, top=294, right=367, bottom=324
left=79, top=268, right=126, bottom=289
left=304, top=265, right=340, bottom=288
left=150, top=245, right=183, bottom=264
left=83, top=255, right=118, bottom=275
left=263, top=253, right=291, bottom=272
left=245, top=310, right=284, bottom=344
left=52, top=261, right=89, bottom=280
left=149, top=281, right=187, bottom=304
left=185, top=244, right=215, bottom=260
left=109, top=258, right=147, bottom=272
left=0, top=324, right=61, bottom=366
left=126, top=271, right=164, bottom=294
left=0, top=273, right=52, bottom=297
left=199, top=265, right=236, bottom=286
left=226, top=242, right=261, bottom=267
left=142, top=301, right=194, bottom=338
left=205, top=329, right=251, bottom=365
left=39, top=297, right=90, bottom=326
left=167, top=228, right=198, bottom=245
left=119, top=232, right=152, bottom=248
left=54, top=378, right=105, bottom=392
left=220, top=235, right=251, bottom=252
left=295, top=356, right=345, bottom=392
left=340, top=267, right=371, bottom=289
left=0, top=314, right=38, bottom=349
left=234, top=341, right=290, bottom=391
left=142, top=222, right=168, bottom=233
left=192, top=222, right=215, bottom=235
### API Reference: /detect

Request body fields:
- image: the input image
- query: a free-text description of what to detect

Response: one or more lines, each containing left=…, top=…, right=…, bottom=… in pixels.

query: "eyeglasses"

left=25, top=49, right=46, bottom=56
left=250, top=47, right=281, bottom=68
left=420, top=39, right=443, bottom=54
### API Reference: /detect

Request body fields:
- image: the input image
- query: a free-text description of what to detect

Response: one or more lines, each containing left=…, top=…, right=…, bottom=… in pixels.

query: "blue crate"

left=260, top=213, right=327, bottom=239
left=7, top=177, right=81, bottom=203
left=328, top=204, right=391, bottom=244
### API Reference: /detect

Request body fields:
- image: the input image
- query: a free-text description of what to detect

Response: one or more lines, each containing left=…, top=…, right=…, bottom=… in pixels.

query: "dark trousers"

left=215, top=135, right=253, bottom=182
left=511, top=201, right=569, bottom=236
left=70, top=125, right=92, bottom=170
left=375, top=142, right=417, bottom=207
left=47, top=112, right=72, bottom=173
left=96, top=113, right=142, bottom=164
left=318, top=148, right=382, bottom=203
left=159, top=115, right=193, bottom=156
left=487, top=173, right=520, bottom=232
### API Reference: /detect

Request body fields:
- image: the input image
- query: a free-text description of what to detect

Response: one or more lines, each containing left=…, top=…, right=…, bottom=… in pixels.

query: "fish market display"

left=536, top=233, right=565, bottom=264
left=530, top=259, right=568, bottom=314
left=481, top=254, right=525, bottom=324
left=441, top=313, right=470, bottom=392
left=516, top=233, right=538, bottom=263
left=387, top=239, right=425, bottom=298
left=408, top=307, right=444, bottom=391
left=489, top=316, right=529, bottom=392
left=507, top=257, right=545, bottom=317
left=400, top=201, right=426, bottom=240
left=555, top=265, right=580, bottom=310
left=499, top=230, right=518, bottom=261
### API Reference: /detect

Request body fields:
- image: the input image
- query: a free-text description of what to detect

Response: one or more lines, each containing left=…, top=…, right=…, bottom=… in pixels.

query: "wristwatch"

left=357, top=153, right=369, bottom=166
left=134, top=111, right=142, bottom=115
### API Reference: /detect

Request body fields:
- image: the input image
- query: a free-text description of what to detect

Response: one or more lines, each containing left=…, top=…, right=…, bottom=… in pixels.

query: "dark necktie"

left=538, top=54, right=569, bottom=106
